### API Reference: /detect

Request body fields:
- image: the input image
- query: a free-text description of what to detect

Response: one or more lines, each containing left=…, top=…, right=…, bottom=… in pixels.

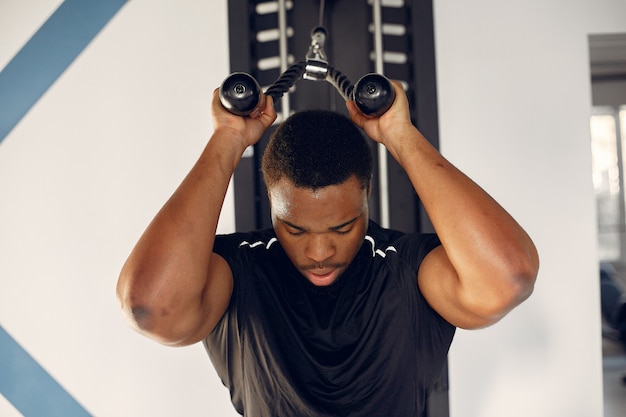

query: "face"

left=268, top=176, right=370, bottom=286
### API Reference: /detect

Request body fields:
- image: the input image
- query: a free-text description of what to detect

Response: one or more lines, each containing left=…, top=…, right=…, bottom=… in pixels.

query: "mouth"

left=302, top=268, right=340, bottom=286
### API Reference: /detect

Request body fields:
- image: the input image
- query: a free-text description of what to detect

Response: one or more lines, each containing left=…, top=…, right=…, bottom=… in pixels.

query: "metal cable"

left=261, top=0, right=371, bottom=116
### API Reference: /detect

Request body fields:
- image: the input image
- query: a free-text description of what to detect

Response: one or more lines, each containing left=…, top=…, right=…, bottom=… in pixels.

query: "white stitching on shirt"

left=365, top=235, right=396, bottom=258
left=365, top=236, right=376, bottom=257
left=239, top=240, right=266, bottom=248
left=240, top=235, right=395, bottom=257
left=239, top=238, right=277, bottom=249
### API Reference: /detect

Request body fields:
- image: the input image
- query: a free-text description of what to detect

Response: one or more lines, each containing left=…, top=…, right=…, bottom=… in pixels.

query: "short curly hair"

left=261, top=110, right=373, bottom=191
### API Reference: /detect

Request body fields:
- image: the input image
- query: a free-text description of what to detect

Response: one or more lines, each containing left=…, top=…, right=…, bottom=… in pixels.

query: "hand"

left=346, top=80, right=414, bottom=147
left=210, top=88, right=277, bottom=151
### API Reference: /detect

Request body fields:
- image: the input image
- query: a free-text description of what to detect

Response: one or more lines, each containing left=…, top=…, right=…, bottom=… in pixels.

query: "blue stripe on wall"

left=0, top=325, right=93, bottom=417
left=0, top=0, right=128, bottom=144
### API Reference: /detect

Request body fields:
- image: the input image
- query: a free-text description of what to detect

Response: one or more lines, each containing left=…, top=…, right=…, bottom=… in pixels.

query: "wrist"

left=207, top=129, right=250, bottom=173
left=380, top=124, right=421, bottom=158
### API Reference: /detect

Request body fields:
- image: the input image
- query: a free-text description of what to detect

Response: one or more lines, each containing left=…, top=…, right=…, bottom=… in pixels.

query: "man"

left=117, top=82, right=539, bottom=416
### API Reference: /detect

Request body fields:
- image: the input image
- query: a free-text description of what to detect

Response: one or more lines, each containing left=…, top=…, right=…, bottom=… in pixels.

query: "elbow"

left=117, top=289, right=179, bottom=346
left=116, top=271, right=155, bottom=334
left=503, top=266, right=537, bottom=313
left=463, top=249, right=539, bottom=330
left=494, top=237, right=540, bottom=310
left=116, top=269, right=171, bottom=344
left=116, top=268, right=202, bottom=347
left=118, top=293, right=153, bottom=334
left=512, top=240, right=540, bottom=302
left=496, top=247, right=540, bottom=316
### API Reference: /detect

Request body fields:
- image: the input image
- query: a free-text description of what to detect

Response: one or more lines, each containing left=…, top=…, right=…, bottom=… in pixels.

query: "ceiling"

left=589, top=33, right=626, bottom=81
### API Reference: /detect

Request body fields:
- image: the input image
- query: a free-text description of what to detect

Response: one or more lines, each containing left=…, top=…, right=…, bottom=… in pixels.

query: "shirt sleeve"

left=393, top=232, right=441, bottom=271
left=213, top=233, right=242, bottom=263
left=393, top=231, right=456, bottom=328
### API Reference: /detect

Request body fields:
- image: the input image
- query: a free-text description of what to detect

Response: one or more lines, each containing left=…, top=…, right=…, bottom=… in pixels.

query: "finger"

left=211, top=87, right=220, bottom=106
left=251, top=94, right=276, bottom=125
left=211, top=87, right=229, bottom=115
left=389, top=80, right=407, bottom=108
left=259, top=105, right=277, bottom=129
left=345, top=100, right=367, bottom=128
left=262, top=94, right=276, bottom=117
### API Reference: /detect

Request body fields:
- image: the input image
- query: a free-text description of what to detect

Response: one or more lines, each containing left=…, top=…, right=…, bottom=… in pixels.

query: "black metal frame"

left=226, top=1, right=446, bottom=414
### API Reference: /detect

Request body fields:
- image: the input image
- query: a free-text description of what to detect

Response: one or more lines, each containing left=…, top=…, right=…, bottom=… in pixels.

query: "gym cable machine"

left=219, top=27, right=396, bottom=118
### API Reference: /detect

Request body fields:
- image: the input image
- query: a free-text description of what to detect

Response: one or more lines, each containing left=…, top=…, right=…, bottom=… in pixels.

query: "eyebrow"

left=279, top=216, right=360, bottom=232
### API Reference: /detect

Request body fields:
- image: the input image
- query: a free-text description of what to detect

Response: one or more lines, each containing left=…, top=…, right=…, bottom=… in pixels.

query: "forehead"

left=268, top=177, right=368, bottom=225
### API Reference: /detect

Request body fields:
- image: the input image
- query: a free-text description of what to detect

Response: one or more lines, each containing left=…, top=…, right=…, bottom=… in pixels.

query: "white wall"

left=2, top=1, right=625, bottom=416
left=0, top=1, right=239, bottom=416
left=434, top=1, right=626, bottom=416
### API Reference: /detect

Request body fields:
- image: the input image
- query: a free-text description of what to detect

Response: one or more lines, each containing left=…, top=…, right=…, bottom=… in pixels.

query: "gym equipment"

left=228, top=0, right=441, bottom=237
left=219, top=26, right=395, bottom=117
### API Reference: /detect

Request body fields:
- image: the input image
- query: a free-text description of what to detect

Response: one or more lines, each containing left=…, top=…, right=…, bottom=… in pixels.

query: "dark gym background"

left=226, top=1, right=447, bottom=415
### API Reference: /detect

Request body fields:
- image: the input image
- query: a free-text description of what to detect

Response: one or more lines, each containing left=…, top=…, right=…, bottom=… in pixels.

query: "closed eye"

left=330, top=217, right=359, bottom=234
left=278, top=216, right=359, bottom=235
left=279, top=220, right=307, bottom=235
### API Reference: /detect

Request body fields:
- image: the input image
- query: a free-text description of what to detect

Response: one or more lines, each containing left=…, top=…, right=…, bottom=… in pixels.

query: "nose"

left=304, top=234, right=336, bottom=264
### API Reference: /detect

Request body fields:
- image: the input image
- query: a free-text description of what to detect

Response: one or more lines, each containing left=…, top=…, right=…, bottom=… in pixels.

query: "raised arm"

left=116, top=90, right=277, bottom=346
left=347, top=83, right=539, bottom=329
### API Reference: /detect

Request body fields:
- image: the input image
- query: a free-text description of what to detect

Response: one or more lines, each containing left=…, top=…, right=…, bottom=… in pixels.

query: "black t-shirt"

left=204, top=221, right=455, bottom=417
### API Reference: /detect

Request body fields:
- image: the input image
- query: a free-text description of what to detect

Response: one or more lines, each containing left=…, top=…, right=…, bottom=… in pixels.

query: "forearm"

left=386, top=126, right=538, bottom=311
left=117, top=89, right=276, bottom=343
left=347, top=85, right=537, bottom=326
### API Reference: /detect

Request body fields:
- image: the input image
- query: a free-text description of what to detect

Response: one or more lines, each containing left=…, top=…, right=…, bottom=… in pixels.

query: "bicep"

left=177, top=252, right=234, bottom=346
left=417, top=246, right=498, bottom=330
